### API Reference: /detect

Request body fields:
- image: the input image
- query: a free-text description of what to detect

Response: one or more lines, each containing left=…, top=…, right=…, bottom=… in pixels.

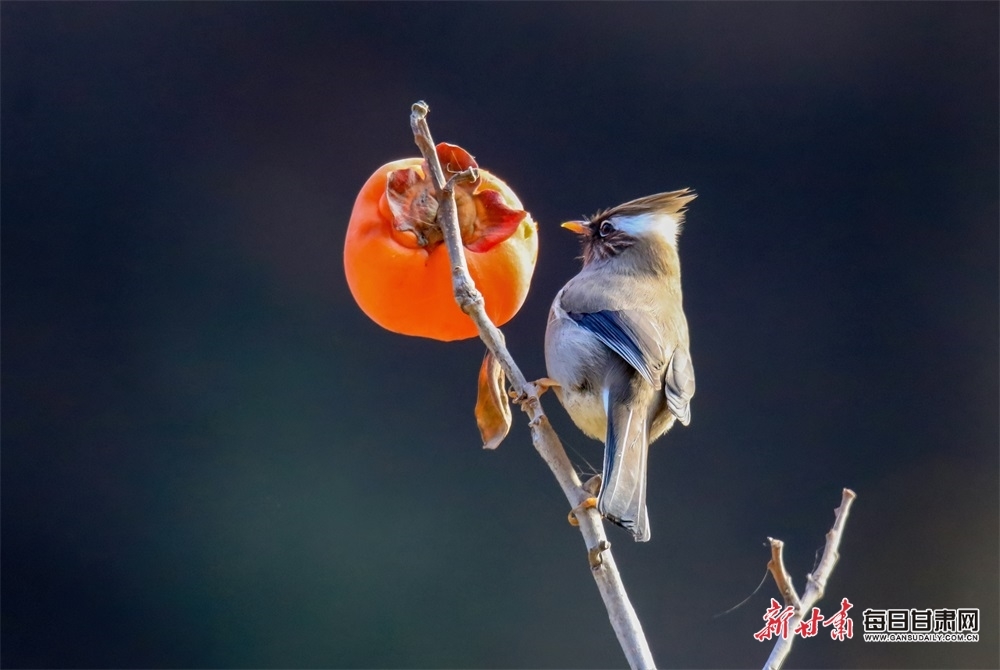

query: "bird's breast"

left=556, top=384, right=607, bottom=441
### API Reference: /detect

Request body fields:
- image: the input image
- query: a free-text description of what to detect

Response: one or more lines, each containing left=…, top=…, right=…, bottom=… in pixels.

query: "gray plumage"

left=544, top=189, right=696, bottom=542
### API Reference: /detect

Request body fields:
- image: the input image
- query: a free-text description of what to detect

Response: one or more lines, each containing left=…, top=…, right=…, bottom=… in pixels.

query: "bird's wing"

left=665, top=346, right=695, bottom=425
left=599, top=371, right=651, bottom=541
left=565, top=309, right=665, bottom=389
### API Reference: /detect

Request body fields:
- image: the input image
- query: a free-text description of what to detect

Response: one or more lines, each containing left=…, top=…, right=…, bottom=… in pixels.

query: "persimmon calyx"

left=385, top=167, right=443, bottom=248
left=385, top=142, right=527, bottom=253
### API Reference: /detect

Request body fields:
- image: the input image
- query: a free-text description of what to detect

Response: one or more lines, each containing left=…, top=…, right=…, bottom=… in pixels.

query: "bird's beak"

left=560, top=220, right=590, bottom=235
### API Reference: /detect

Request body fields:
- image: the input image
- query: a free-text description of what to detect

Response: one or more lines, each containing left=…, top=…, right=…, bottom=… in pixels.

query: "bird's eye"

left=599, top=220, right=614, bottom=237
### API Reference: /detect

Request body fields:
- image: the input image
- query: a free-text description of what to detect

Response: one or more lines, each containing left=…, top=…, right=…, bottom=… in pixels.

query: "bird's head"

left=563, top=189, right=696, bottom=266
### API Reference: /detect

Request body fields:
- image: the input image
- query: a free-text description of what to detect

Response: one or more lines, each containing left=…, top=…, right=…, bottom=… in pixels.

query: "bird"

left=543, top=189, right=697, bottom=542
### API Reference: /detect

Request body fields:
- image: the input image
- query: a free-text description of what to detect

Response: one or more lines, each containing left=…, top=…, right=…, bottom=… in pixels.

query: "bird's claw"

left=509, top=387, right=528, bottom=405
left=568, top=497, right=599, bottom=526
left=531, top=377, right=561, bottom=397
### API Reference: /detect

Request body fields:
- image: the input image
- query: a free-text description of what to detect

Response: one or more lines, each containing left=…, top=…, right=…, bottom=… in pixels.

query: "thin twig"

left=764, top=488, right=858, bottom=670
left=766, top=538, right=802, bottom=611
left=409, top=101, right=656, bottom=670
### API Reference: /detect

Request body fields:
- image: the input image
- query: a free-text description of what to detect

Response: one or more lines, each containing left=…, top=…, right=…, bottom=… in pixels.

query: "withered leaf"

left=475, top=349, right=511, bottom=450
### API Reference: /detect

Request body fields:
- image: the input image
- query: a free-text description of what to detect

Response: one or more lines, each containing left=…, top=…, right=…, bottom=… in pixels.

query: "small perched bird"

left=544, top=190, right=697, bottom=542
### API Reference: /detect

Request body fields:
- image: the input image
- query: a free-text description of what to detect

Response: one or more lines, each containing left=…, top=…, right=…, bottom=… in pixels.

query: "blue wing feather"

left=568, top=310, right=660, bottom=387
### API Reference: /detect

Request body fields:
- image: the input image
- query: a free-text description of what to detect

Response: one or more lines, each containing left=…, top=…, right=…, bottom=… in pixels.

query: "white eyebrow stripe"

left=614, top=212, right=680, bottom=246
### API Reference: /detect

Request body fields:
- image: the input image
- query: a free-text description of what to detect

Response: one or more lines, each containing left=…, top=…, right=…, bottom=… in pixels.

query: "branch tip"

left=765, top=537, right=801, bottom=610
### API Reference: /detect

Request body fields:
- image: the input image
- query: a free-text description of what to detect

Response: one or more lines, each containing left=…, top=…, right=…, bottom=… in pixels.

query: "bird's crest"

left=577, top=188, right=697, bottom=264
left=592, top=188, right=697, bottom=226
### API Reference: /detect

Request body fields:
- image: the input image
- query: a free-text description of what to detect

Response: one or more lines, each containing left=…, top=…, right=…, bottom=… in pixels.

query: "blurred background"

left=2, top=3, right=997, bottom=668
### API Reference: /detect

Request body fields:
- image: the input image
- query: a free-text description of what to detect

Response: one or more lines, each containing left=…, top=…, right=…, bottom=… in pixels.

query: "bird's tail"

left=598, top=401, right=651, bottom=542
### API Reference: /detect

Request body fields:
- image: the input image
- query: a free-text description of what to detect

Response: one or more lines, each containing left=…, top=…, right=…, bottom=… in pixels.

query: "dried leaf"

left=475, top=349, right=510, bottom=450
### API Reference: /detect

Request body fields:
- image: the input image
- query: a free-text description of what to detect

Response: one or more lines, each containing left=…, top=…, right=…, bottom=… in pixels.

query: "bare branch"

left=409, top=101, right=656, bottom=670
left=764, top=488, right=858, bottom=670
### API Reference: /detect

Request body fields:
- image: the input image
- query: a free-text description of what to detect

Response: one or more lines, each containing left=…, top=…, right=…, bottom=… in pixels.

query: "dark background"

left=2, top=3, right=997, bottom=668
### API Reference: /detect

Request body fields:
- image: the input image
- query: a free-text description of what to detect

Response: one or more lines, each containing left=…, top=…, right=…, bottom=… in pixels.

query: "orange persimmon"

left=344, top=143, right=538, bottom=341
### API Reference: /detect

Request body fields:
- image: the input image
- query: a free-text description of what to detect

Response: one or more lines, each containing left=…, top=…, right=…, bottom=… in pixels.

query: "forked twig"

left=764, top=488, right=858, bottom=670
left=409, top=101, right=656, bottom=670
